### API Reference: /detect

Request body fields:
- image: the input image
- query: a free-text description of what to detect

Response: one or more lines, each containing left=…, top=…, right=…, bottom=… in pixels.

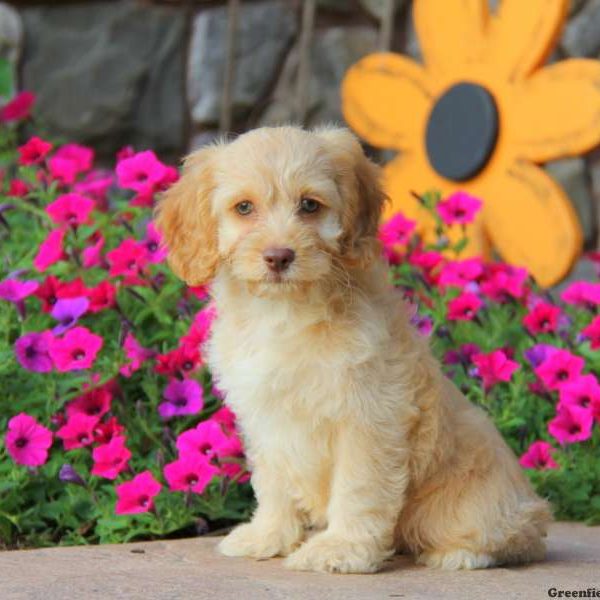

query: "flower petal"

left=413, top=0, right=489, bottom=77
left=483, top=160, right=582, bottom=287
left=382, top=151, right=488, bottom=257
left=342, top=53, right=432, bottom=150
left=487, top=0, right=568, bottom=81
left=507, top=59, right=600, bottom=162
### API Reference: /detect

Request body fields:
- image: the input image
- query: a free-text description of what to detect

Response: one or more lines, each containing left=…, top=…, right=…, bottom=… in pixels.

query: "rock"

left=188, top=1, right=297, bottom=127
left=359, top=0, right=407, bottom=21
left=20, top=2, right=186, bottom=160
left=0, top=2, right=22, bottom=96
left=317, top=0, right=354, bottom=12
left=545, top=157, right=595, bottom=244
left=561, top=0, right=600, bottom=57
left=552, top=257, right=598, bottom=296
left=189, top=129, right=221, bottom=152
left=402, top=2, right=421, bottom=61
left=259, top=26, right=377, bottom=127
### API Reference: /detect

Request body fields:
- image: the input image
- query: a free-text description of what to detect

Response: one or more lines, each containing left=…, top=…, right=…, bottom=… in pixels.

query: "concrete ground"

left=1, top=522, right=598, bottom=600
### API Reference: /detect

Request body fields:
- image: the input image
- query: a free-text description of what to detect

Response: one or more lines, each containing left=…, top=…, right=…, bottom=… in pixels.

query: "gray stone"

left=21, top=2, right=186, bottom=160
left=561, top=0, right=600, bottom=56
left=317, top=0, right=354, bottom=12
left=545, top=158, right=595, bottom=244
left=259, top=26, right=377, bottom=127
left=189, top=129, right=221, bottom=151
left=403, top=2, right=421, bottom=61
left=359, top=0, right=407, bottom=21
left=188, top=1, right=297, bottom=127
left=0, top=2, right=22, bottom=70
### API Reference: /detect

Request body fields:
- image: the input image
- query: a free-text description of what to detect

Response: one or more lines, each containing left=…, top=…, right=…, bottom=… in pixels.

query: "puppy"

left=155, top=126, right=551, bottom=574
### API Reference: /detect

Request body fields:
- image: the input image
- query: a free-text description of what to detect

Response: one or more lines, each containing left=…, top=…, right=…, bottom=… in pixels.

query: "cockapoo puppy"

left=156, top=126, right=551, bottom=574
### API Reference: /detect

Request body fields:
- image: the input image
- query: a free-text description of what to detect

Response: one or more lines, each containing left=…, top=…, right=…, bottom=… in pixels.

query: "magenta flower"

left=519, top=441, right=559, bottom=470
left=411, top=313, right=433, bottom=337
left=481, top=265, right=528, bottom=302
left=92, top=436, right=132, bottom=480
left=5, top=413, right=52, bottom=467
left=558, top=375, right=600, bottom=412
left=115, top=471, right=162, bottom=515
left=54, top=143, right=94, bottom=173
left=472, top=350, right=519, bottom=389
left=582, top=316, right=600, bottom=350
left=51, top=297, right=89, bottom=335
left=82, top=232, right=105, bottom=268
left=523, top=344, right=555, bottom=368
left=164, top=453, right=218, bottom=494
left=548, top=404, right=593, bottom=445
left=33, top=228, right=66, bottom=272
left=46, top=193, right=95, bottom=227
left=436, top=191, right=482, bottom=225
left=48, top=156, right=79, bottom=186
left=180, top=304, right=217, bottom=348
left=9, top=179, right=29, bottom=197
left=74, top=170, right=113, bottom=209
left=158, top=379, right=204, bottom=420
left=66, top=386, right=112, bottom=419
left=212, top=405, right=237, bottom=435
left=535, top=349, right=584, bottom=391
left=106, top=238, right=149, bottom=285
left=116, top=150, right=171, bottom=193
left=378, top=213, right=416, bottom=248
left=14, top=331, right=54, bottom=372
left=18, top=136, right=53, bottom=166
left=0, top=278, right=39, bottom=318
left=438, top=258, right=484, bottom=288
left=523, top=302, right=561, bottom=336
left=560, top=281, right=600, bottom=309
left=176, top=420, right=236, bottom=460
left=49, top=326, right=103, bottom=372
left=0, top=91, right=35, bottom=122
left=56, top=413, right=98, bottom=450
left=142, top=222, right=168, bottom=263
left=447, top=292, right=482, bottom=321
left=119, top=332, right=154, bottom=378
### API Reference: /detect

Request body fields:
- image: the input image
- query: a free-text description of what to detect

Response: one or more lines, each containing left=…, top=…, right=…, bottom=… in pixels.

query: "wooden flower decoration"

left=342, top=0, right=600, bottom=286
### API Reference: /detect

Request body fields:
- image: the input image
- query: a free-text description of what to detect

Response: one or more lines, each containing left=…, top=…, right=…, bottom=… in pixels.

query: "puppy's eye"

left=235, top=200, right=254, bottom=216
left=299, top=197, right=321, bottom=214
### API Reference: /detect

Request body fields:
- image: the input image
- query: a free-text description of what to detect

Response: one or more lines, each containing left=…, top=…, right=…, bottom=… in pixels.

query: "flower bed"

left=1, top=91, right=599, bottom=550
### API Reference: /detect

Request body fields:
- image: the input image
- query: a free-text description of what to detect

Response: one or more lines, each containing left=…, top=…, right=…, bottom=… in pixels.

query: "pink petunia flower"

left=158, top=379, right=204, bottom=420
left=436, top=191, right=482, bottom=225
left=142, top=222, right=168, bottom=263
left=438, top=258, right=484, bottom=288
left=86, top=280, right=117, bottom=313
left=535, top=349, right=584, bottom=391
left=519, top=441, right=559, bottom=470
left=5, top=413, right=53, bottom=467
left=8, top=179, right=29, bottom=197
left=523, top=302, right=561, bottom=336
left=472, top=350, right=519, bottom=390
left=18, top=136, right=53, bottom=165
left=46, top=193, right=95, bottom=227
left=82, top=232, right=105, bottom=268
left=53, top=144, right=94, bottom=173
left=447, top=292, right=482, bottom=321
left=480, top=265, right=528, bottom=302
left=93, top=417, right=125, bottom=445
left=91, top=436, right=131, bottom=480
left=176, top=420, right=238, bottom=461
left=180, top=304, right=217, bottom=349
left=558, top=374, right=600, bottom=412
left=582, top=316, right=600, bottom=350
left=106, top=239, right=149, bottom=285
left=548, top=404, right=594, bottom=445
left=0, top=278, right=39, bottom=317
left=0, top=91, right=35, bottom=122
left=212, top=405, right=237, bottom=435
left=560, top=281, right=600, bottom=309
left=74, top=170, right=113, bottom=211
left=33, top=228, right=67, bottom=272
left=34, top=276, right=87, bottom=313
left=378, top=213, right=416, bottom=248
left=56, top=413, right=99, bottom=450
left=115, top=471, right=162, bottom=515
left=155, top=343, right=201, bottom=378
left=49, top=326, right=103, bottom=372
left=50, top=296, right=89, bottom=335
left=66, top=385, right=112, bottom=419
left=164, top=453, right=218, bottom=494
left=119, top=332, right=154, bottom=378
left=116, top=150, right=172, bottom=194
left=14, top=331, right=54, bottom=373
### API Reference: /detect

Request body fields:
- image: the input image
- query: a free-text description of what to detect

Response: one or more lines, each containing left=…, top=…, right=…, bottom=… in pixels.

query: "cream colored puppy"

left=156, top=126, right=551, bottom=574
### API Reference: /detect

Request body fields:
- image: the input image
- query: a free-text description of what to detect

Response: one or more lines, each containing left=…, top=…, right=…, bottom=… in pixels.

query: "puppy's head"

left=155, top=126, right=385, bottom=293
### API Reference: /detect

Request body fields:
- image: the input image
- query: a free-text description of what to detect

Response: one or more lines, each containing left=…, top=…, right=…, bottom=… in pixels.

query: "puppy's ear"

left=316, top=127, right=386, bottom=267
left=154, top=147, right=220, bottom=286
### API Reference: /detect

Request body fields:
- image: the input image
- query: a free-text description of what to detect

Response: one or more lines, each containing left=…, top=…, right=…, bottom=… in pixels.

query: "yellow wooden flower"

left=342, top=0, right=600, bottom=286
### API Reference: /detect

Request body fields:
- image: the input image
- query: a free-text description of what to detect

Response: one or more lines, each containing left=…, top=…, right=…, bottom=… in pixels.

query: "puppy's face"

left=155, top=127, right=385, bottom=293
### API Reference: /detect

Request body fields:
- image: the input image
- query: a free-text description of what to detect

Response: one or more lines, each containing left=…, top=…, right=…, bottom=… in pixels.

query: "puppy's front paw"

left=284, top=532, right=390, bottom=574
left=218, top=522, right=302, bottom=560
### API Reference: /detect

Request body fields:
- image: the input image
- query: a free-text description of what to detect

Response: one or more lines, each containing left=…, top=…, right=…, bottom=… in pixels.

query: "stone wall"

left=2, top=0, right=600, bottom=246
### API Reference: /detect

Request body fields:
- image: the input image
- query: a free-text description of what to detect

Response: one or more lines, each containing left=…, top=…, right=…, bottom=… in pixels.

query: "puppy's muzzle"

left=263, top=247, right=295, bottom=273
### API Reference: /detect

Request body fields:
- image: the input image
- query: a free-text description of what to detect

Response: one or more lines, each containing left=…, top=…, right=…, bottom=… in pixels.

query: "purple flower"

left=51, top=296, right=89, bottom=335
left=158, top=379, right=204, bottom=421
left=523, top=344, right=554, bottom=368
left=14, top=331, right=54, bottom=372
left=0, top=278, right=39, bottom=319
left=59, top=463, right=85, bottom=486
left=411, top=314, right=433, bottom=337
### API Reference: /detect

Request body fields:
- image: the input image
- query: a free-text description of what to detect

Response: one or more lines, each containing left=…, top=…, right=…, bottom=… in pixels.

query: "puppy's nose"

left=263, top=247, right=295, bottom=273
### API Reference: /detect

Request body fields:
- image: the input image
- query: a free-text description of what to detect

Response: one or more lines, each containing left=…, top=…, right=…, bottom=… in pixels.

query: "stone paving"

left=1, top=522, right=598, bottom=600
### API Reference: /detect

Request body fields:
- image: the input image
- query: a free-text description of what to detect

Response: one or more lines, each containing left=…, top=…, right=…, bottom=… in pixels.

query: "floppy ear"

left=316, top=127, right=387, bottom=267
left=154, top=147, right=219, bottom=286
